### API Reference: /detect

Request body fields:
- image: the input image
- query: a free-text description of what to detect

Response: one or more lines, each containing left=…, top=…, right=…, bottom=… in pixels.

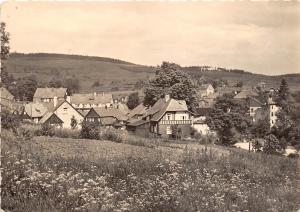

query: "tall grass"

left=2, top=130, right=299, bottom=212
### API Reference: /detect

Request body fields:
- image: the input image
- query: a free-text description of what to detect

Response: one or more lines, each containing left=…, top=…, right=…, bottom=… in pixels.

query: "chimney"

left=165, top=94, right=170, bottom=102
left=94, top=92, right=97, bottom=97
left=66, top=96, right=71, bottom=103
left=102, top=92, right=104, bottom=96
left=53, top=96, right=58, bottom=107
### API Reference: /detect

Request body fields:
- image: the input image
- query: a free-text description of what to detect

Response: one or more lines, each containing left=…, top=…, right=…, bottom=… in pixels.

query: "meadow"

left=1, top=129, right=300, bottom=212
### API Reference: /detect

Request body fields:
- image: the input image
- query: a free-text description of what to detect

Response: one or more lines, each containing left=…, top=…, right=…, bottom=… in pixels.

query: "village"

left=1, top=2, right=300, bottom=211
left=1, top=78, right=291, bottom=152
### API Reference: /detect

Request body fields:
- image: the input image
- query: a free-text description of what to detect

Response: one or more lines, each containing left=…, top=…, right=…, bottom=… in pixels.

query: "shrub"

left=263, top=134, right=283, bottom=155
left=1, top=109, right=21, bottom=132
left=80, top=121, right=100, bottom=140
left=101, top=128, right=126, bottom=143
left=54, top=128, right=80, bottom=139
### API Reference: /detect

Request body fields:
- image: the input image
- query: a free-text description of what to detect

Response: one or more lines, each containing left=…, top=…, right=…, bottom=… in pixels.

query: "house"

left=268, top=97, right=280, bottom=128
left=198, top=84, right=214, bottom=97
left=39, top=100, right=84, bottom=129
left=24, top=102, right=49, bottom=123
left=234, top=89, right=258, bottom=100
left=84, top=107, right=128, bottom=129
left=70, top=92, right=113, bottom=112
left=33, top=87, right=68, bottom=103
left=128, top=95, right=192, bottom=138
left=1, top=87, right=15, bottom=110
left=249, top=97, right=265, bottom=121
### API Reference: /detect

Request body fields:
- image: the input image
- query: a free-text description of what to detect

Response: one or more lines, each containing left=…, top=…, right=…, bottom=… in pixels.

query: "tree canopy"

left=143, top=62, right=198, bottom=112
left=127, top=92, right=140, bottom=110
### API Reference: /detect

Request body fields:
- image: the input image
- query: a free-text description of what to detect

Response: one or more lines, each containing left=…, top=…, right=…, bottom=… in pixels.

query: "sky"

left=1, top=1, right=300, bottom=75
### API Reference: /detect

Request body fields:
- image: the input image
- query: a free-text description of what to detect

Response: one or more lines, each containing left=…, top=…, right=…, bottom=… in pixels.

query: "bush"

left=1, top=110, right=21, bottom=132
left=101, top=128, right=126, bottom=143
left=263, top=134, right=283, bottom=155
left=80, top=121, right=100, bottom=140
left=53, top=128, right=80, bottom=139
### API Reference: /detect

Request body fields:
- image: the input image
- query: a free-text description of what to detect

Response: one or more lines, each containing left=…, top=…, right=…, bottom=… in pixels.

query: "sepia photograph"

left=1, top=1, right=300, bottom=211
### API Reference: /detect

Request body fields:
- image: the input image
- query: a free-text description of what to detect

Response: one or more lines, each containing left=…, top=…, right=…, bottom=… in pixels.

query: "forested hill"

left=6, top=53, right=300, bottom=92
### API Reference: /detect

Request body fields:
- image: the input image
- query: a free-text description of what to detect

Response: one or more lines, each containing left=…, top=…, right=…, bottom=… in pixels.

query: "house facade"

left=40, top=100, right=84, bottom=129
left=128, top=95, right=192, bottom=138
left=33, top=87, right=67, bottom=103
left=0, top=87, right=15, bottom=111
left=198, top=84, right=214, bottom=97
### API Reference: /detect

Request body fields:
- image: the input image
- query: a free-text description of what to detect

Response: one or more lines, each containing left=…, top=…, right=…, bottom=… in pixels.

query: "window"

left=182, top=116, right=185, bottom=120
left=251, top=108, right=254, bottom=112
left=167, top=114, right=171, bottom=120
left=166, top=126, right=171, bottom=134
left=271, top=112, right=274, bottom=117
left=63, top=107, right=68, bottom=113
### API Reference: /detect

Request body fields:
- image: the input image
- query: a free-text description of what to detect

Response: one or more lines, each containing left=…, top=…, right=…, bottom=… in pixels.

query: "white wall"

left=269, top=104, right=280, bottom=128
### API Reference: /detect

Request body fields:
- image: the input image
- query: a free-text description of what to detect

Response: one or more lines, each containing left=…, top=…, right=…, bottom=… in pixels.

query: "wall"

left=158, top=124, right=191, bottom=138
left=269, top=104, right=280, bottom=128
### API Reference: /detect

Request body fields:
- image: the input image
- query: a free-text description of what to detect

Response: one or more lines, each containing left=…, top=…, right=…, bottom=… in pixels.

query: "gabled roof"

left=92, top=107, right=128, bottom=121
left=199, top=84, right=214, bottom=90
left=70, top=93, right=113, bottom=105
left=234, top=90, right=258, bottom=99
left=39, top=100, right=83, bottom=124
left=39, top=112, right=63, bottom=124
left=115, top=103, right=130, bottom=115
left=128, top=103, right=148, bottom=118
left=150, top=98, right=189, bottom=122
left=1, top=87, right=14, bottom=100
left=33, top=87, right=67, bottom=99
left=127, top=119, right=149, bottom=127
left=249, top=97, right=265, bottom=107
left=24, top=102, right=49, bottom=118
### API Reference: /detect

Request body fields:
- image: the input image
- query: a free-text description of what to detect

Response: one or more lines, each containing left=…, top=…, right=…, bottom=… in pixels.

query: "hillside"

left=6, top=53, right=300, bottom=92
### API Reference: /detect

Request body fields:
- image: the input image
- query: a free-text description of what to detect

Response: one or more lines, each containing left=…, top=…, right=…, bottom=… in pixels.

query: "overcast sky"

left=1, top=1, right=300, bottom=75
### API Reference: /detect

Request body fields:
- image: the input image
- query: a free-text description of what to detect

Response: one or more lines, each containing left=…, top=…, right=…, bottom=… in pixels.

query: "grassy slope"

left=2, top=131, right=300, bottom=211
left=6, top=53, right=300, bottom=92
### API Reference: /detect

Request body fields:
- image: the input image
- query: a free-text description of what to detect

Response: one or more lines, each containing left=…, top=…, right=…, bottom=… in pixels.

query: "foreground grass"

left=2, top=131, right=300, bottom=211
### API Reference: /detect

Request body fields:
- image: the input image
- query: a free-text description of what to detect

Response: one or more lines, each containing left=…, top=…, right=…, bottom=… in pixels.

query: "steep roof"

left=93, top=107, right=128, bottom=121
left=128, top=103, right=148, bottom=118
left=39, top=112, right=63, bottom=124
left=150, top=98, right=189, bottom=122
left=249, top=97, right=265, bottom=107
left=34, top=87, right=67, bottom=99
left=1, top=87, right=14, bottom=100
left=70, top=93, right=113, bottom=105
left=24, top=102, right=49, bottom=118
left=127, top=119, right=149, bottom=127
left=234, top=90, right=258, bottom=99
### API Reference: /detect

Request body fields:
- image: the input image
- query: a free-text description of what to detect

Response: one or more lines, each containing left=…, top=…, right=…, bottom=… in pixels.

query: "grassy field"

left=2, top=130, right=300, bottom=211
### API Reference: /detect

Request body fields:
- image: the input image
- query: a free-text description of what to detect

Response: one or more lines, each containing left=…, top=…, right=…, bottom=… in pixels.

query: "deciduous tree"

left=144, top=62, right=198, bottom=112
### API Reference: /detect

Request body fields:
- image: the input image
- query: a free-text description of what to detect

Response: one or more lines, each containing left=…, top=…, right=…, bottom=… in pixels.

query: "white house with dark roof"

left=33, top=87, right=68, bottom=103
